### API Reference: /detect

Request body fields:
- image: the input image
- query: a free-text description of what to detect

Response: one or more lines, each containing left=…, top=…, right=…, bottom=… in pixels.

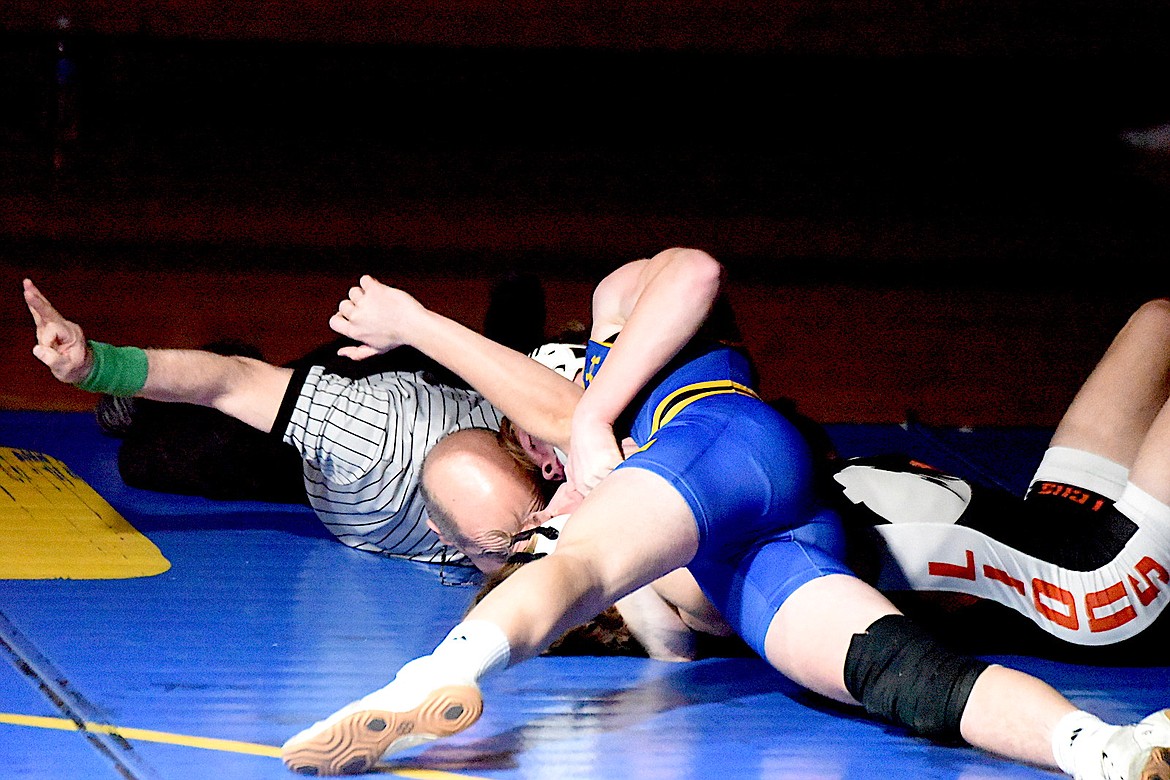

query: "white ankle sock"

left=1052, top=709, right=1119, bottom=779
left=428, top=619, right=512, bottom=681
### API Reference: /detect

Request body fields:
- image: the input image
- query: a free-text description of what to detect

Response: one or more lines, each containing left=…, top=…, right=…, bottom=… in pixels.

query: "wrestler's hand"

left=23, top=279, right=92, bottom=384
left=567, top=412, right=624, bottom=495
left=526, top=481, right=585, bottom=529
left=329, top=275, right=429, bottom=360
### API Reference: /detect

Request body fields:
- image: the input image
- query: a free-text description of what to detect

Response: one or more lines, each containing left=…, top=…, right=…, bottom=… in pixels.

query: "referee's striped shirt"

left=274, top=364, right=503, bottom=563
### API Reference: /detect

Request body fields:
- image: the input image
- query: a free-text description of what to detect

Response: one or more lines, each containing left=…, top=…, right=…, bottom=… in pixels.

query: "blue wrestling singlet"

left=584, top=337, right=853, bottom=654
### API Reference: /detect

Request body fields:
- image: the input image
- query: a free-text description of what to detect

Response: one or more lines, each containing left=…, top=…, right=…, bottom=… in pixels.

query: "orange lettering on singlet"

left=1086, top=581, right=1136, bottom=632
left=1032, top=579, right=1079, bottom=630
left=928, top=550, right=976, bottom=580
left=1130, top=556, right=1170, bottom=606
left=983, top=565, right=1025, bottom=596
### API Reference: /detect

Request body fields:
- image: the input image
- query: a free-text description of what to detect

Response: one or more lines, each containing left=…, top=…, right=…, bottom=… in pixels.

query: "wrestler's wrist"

left=409, top=307, right=451, bottom=350
left=572, top=393, right=620, bottom=434
left=570, top=400, right=611, bottom=432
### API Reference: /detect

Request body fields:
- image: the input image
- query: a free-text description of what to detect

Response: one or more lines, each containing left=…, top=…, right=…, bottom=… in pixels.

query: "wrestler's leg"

left=761, top=573, right=1170, bottom=776
left=1031, top=299, right=1170, bottom=541
left=464, top=467, right=699, bottom=659
left=761, top=573, right=902, bottom=705
left=1050, top=298, right=1170, bottom=468
left=281, top=467, right=699, bottom=775
left=1128, top=382, right=1170, bottom=508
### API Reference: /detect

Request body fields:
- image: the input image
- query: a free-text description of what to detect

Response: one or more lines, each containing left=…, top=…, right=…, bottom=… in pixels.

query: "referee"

left=24, top=277, right=513, bottom=565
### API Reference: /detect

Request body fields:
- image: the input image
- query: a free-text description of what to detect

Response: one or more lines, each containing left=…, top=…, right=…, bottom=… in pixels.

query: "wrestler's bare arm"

left=651, top=568, right=734, bottom=638
left=570, top=248, right=725, bottom=492
left=614, top=584, right=699, bottom=662
left=330, top=276, right=581, bottom=451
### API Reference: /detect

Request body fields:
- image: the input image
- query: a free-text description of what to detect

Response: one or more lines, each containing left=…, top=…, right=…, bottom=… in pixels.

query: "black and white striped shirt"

left=276, top=364, right=503, bottom=563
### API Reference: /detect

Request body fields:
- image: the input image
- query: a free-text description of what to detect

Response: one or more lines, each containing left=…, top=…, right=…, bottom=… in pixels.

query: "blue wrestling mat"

left=0, top=411, right=1166, bottom=779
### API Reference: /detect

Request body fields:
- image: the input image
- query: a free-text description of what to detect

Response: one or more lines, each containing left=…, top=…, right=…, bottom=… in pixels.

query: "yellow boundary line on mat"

left=0, top=712, right=483, bottom=779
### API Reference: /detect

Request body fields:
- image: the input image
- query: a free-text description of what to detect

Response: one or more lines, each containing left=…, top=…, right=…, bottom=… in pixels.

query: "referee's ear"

left=426, top=518, right=450, bottom=545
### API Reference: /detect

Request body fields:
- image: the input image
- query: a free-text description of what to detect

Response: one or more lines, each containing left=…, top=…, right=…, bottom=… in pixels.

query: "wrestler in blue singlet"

left=584, top=336, right=853, bottom=654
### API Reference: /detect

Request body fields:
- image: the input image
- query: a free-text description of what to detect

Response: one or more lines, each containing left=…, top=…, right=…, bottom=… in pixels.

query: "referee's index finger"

left=25, top=280, right=65, bottom=326
left=23, top=281, right=51, bottom=327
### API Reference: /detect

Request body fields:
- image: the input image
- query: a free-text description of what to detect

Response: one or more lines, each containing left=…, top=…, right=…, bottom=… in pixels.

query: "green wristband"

left=75, top=340, right=149, bottom=396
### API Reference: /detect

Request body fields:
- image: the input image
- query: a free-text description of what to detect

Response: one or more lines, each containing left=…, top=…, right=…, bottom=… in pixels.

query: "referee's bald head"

left=421, top=428, right=544, bottom=574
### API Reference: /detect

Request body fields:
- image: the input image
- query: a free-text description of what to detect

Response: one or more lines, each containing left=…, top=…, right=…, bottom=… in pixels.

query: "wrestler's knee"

left=844, top=614, right=989, bottom=743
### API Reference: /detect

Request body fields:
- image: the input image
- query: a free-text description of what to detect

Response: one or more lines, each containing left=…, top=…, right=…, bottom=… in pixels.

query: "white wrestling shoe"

left=280, top=657, right=483, bottom=776
left=1099, top=709, right=1170, bottom=780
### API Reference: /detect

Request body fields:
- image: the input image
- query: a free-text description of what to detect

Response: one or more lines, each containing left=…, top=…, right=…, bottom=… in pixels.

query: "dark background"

left=3, top=2, right=1169, bottom=424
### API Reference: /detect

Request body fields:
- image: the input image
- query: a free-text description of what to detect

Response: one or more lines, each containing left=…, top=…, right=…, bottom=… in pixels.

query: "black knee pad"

left=844, top=614, right=989, bottom=743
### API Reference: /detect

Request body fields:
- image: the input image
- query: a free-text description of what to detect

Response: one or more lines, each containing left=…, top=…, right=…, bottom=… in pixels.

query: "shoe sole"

left=281, top=684, right=483, bottom=776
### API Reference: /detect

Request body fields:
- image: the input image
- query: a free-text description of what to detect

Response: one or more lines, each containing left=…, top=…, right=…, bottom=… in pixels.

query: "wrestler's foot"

left=1100, top=709, right=1170, bottom=780
left=280, top=658, right=483, bottom=776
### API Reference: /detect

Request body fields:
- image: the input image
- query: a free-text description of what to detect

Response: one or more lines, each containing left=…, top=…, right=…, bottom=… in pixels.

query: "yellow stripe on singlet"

left=649, top=380, right=760, bottom=433
left=0, top=712, right=490, bottom=778
left=0, top=447, right=170, bottom=579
